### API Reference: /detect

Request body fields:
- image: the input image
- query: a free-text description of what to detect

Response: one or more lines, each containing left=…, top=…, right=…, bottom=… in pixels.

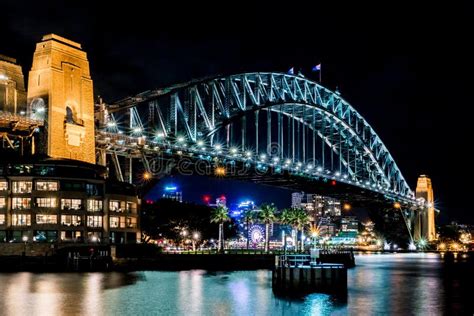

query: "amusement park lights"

left=156, top=132, right=165, bottom=138
left=393, top=202, right=401, bottom=209
left=143, top=172, right=152, bottom=180
left=245, top=151, right=252, bottom=157
left=259, top=154, right=267, bottom=161
left=197, top=140, right=204, bottom=146
left=214, top=144, right=222, bottom=150
left=107, top=121, right=116, bottom=128
left=177, top=136, right=185, bottom=143
left=285, top=159, right=292, bottom=165
left=343, top=203, right=351, bottom=211
left=230, top=147, right=238, bottom=154
left=133, top=127, right=142, bottom=133
left=272, top=157, right=279, bottom=163
left=317, top=166, right=323, bottom=172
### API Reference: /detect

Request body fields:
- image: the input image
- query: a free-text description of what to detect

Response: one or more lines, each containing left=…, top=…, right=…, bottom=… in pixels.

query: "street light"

left=192, top=232, right=200, bottom=252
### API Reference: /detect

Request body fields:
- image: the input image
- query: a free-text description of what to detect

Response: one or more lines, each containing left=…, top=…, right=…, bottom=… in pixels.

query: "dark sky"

left=2, top=1, right=473, bottom=223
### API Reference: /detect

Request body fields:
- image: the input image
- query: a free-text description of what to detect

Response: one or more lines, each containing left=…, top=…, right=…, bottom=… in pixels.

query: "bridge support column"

left=414, top=175, right=436, bottom=241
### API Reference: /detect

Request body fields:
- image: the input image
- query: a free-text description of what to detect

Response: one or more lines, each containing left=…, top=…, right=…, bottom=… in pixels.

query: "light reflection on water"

left=0, top=253, right=471, bottom=315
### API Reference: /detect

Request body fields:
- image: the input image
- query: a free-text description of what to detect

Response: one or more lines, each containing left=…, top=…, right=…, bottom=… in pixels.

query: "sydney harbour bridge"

left=96, top=72, right=414, bottom=203
left=0, top=34, right=435, bottom=243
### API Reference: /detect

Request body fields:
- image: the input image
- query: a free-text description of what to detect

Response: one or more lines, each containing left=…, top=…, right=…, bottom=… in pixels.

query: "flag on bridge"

left=287, top=67, right=294, bottom=75
left=312, top=64, right=321, bottom=72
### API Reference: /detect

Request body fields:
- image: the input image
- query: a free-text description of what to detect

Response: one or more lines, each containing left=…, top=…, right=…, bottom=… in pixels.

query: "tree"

left=210, top=205, right=230, bottom=252
left=259, top=203, right=277, bottom=252
left=293, top=208, right=310, bottom=252
left=280, top=208, right=297, bottom=251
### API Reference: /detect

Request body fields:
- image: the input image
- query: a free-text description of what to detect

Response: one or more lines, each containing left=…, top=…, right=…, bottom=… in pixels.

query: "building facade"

left=0, top=159, right=140, bottom=244
left=0, top=34, right=141, bottom=245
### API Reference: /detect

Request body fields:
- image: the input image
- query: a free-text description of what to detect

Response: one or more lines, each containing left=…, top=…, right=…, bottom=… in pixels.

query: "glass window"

left=61, top=181, right=84, bottom=191
left=12, top=214, right=31, bottom=226
left=12, top=181, right=33, bottom=193
left=87, top=200, right=103, bottom=212
left=87, top=216, right=102, bottom=228
left=110, top=216, right=119, bottom=228
left=35, top=197, right=57, bottom=208
left=61, top=199, right=83, bottom=210
left=0, top=181, right=7, bottom=191
left=34, top=230, right=58, bottom=242
left=126, top=202, right=137, bottom=214
left=127, top=217, right=137, bottom=228
left=61, top=215, right=82, bottom=227
left=0, top=214, right=5, bottom=225
left=109, top=200, right=126, bottom=212
left=0, top=198, right=5, bottom=209
left=86, top=183, right=102, bottom=196
left=36, top=214, right=57, bottom=224
left=36, top=181, right=58, bottom=191
left=12, top=197, right=31, bottom=210
left=61, top=230, right=82, bottom=241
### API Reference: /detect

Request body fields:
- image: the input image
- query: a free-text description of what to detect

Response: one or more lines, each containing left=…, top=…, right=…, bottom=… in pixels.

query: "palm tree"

left=259, top=203, right=277, bottom=252
left=280, top=208, right=297, bottom=251
left=210, top=206, right=230, bottom=252
left=243, top=210, right=256, bottom=250
left=293, top=208, right=310, bottom=252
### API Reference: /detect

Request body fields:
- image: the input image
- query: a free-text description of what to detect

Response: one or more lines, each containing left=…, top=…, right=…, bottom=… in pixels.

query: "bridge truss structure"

left=95, top=72, right=421, bottom=208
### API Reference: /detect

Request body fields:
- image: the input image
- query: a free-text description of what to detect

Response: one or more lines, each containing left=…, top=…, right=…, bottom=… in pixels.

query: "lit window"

left=61, top=199, right=82, bottom=210
left=0, top=181, right=7, bottom=191
left=36, top=214, right=57, bottom=224
left=12, top=214, right=31, bottom=226
left=61, top=230, right=82, bottom=241
left=109, top=200, right=125, bottom=212
left=36, top=181, right=58, bottom=191
left=126, top=202, right=137, bottom=214
left=119, top=216, right=126, bottom=228
left=87, top=216, right=102, bottom=228
left=61, top=215, right=82, bottom=226
left=12, top=181, right=33, bottom=193
left=127, top=217, right=137, bottom=228
left=0, top=197, right=5, bottom=209
left=0, top=214, right=5, bottom=225
left=36, top=197, right=57, bottom=208
left=12, top=198, right=31, bottom=210
left=87, top=200, right=103, bottom=212
left=110, top=216, right=119, bottom=228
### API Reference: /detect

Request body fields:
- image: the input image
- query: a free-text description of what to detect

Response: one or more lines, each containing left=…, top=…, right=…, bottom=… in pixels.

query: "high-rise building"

left=162, top=185, right=182, bottom=202
left=291, top=192, right=304, bottom=208
left=216, top=195, right=227, bottom=207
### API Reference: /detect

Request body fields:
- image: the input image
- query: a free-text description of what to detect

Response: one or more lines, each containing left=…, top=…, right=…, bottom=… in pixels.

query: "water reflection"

left=0, top=253, right=471, bottom=315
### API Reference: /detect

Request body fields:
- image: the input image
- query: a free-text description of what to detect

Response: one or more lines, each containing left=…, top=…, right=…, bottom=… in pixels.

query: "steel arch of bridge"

left=98, top=72, right=415, bottom=204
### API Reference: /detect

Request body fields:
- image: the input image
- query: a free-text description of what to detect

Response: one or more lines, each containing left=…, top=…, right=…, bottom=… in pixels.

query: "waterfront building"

left=0, top=34, right=141, bottom=244
left=0, top=160, right=139, bottom=243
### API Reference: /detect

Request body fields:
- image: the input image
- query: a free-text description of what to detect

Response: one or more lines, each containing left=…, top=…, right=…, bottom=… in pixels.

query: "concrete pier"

left=272, top=255, right=347, bottom=294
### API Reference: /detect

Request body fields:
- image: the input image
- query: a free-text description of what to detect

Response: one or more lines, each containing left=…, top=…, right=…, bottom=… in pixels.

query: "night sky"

left=2, top=1, right=472, bottom=223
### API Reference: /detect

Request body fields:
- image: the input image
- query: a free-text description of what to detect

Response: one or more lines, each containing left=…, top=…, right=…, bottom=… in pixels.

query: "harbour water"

left=0, top=253, right=471, bottom=315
